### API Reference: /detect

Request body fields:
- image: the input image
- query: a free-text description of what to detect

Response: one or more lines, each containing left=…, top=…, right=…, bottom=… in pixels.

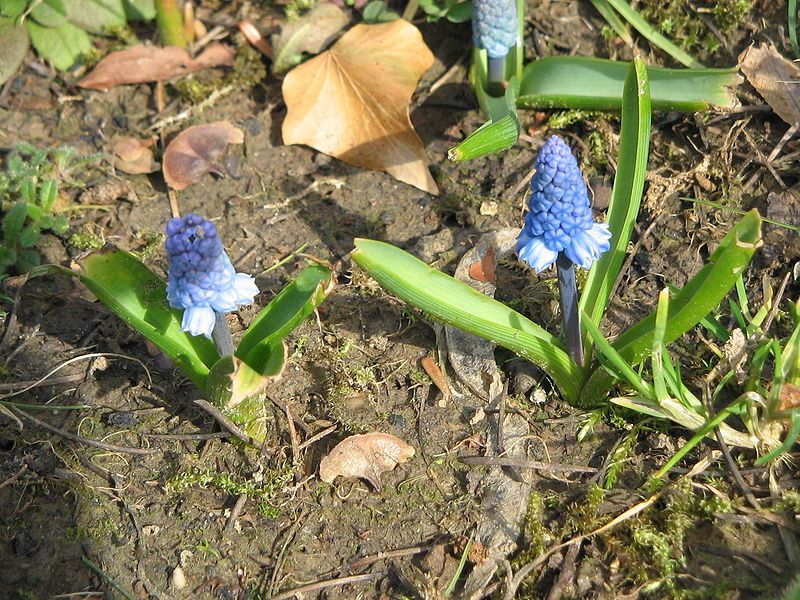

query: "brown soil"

left=1, top=1, right=799, bottom=599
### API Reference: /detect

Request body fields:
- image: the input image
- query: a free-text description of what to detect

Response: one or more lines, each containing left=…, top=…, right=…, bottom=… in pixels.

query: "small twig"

left=346, top=544, right=433, bottom=572
left=297, top=425, right=337, bottom=451
left=193, top=399, right=260, bottom=447
left=14, top=408, right=158, bottom=455
left=271, top=572, right=386, bottom=600
left=460, top=456, right=597, bottom=474
left=0, top=352, right=151, bottom=401
left=283, top=402, right=301, bottom=472
left=266, top=393, right=312, bottom=435
left=0, top=463, right=28, bottom=490
left=150, top=84, right=235, bottom=131
left=224, top=493, right=248, bottom=536
left=0, top=373, right=86, bottom=392
left=146, top=431, right=229, bottom=441
left=168, top=189, right=180, bottom=219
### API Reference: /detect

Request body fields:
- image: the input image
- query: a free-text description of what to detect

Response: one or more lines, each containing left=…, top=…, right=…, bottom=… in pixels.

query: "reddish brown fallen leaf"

left=78, top=43, right=235, bottom=91
left=282, top=21, right=439, bottom=194
left=239, top=20, right=273, bottom=59
left=112, top=136, right=159, bottom=175
left=468, top=245, right=496, bottom=283
left=739, top=44, right=800, bottom=126
left=421, top=356, right=450, bottom=402
left=162, top=121, right=244, bottom=190
left=319, top=432, right=415, bottom=491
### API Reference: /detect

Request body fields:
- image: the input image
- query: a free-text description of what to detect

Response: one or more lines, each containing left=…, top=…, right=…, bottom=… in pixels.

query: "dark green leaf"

left=18, top=224, right=40, bottom=248
left=52, top=214, right=69, bottom=234
left=236, top=264, right=331, bottom=374
left=446, top=0, right=471, bottom=22
left=16, top=249, right=40, bottom=270
left=351, top=239, right=584, bottom=403
left=122, top=0, right=154, bottom=20
left=0, top=246, right=17, bottom=266
left=580, top=57, right=651, bottom=356
left=38, top=179, right=58, bottom=210
left=28, top=248, right=219, bottom=389
left=579, top=210, right=763, bottom=406
left=2, top=202, right=28, bottom=246
left=20, top=177, right=35, bottom=203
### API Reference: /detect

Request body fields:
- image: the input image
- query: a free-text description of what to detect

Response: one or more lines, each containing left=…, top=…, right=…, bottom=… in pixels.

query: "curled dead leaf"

left=739, top=44, right=800, bottom=126
left=282, top=20, right=439, bottom=194
left=112, top=136, right=159, bottom=175
left=78, top=43, right=235, bottom=91
left=162, top=121, right=244, bottom=190
left=319, top=432, right=415, bottom=491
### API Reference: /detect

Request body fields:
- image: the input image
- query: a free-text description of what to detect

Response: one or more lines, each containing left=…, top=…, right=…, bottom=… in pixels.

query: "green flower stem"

left=212, top=313, right=234, bottom=358
left=155, top=0, right=188, bottom=48
left=556, top=253, right=583, bottom=366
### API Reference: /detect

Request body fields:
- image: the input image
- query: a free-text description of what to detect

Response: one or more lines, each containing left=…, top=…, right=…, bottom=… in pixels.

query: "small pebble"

left=170, top=565, right=186, bottom=590
left=105, top=411, right=138, bottom=428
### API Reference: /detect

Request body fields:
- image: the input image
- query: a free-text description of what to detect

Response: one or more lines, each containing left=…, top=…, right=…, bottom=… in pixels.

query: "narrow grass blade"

left=790, top=0, right=799, bottom=58
left=651, top=289, right=670, bottom=403
left=582, top=313, right=652, bottom=400
left=519, top=57, right=739, bottom=112
left=236, top=263, right=331, bottom=374
left=28, top=248, right=218, bottom=390
left=653, top=396, right=749, bottom=478
left=351, top=239, right=584, bottom=403
left=589, top=0, right=634, bottom=46
left=580, top=210, right=763, bottom=406
left=579, top=57, right=651, bottom=361
left=602, top=0, right=702, bottom=68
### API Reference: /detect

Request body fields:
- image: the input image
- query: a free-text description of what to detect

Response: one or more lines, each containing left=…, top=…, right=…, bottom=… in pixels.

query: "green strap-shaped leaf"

left=579, top=210, right=763, bottom=406
left=519, top=57, right=740, bottom=112
left=579, top=57, right=651, bottom=360
left=351, top=239, right=584, bottom=403
left=29, top=248, right=219, bottom=389
left=236, top=263, right=331, bottom=374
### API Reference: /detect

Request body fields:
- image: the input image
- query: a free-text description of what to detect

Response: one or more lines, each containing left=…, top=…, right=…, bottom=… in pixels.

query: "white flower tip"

left=233, top=273, right=259, bottom=305
left=182, top=306, right=216, bottom=338
left=517, top=234, right=558, bottom=273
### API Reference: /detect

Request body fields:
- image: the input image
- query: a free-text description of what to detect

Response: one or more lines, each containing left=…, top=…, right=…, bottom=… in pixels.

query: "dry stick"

left=283, top=402, right=301, bottom=472
left=223, top=493, right=248, bottom=536
left=193, top=399, right=260, bottom=447
left=266, top=393, right=312, bottom=435
left=168, top=189, right=180, bottom=219
left=297, top=425, right=337, bottom=451
left=13, top=408, right=158, bottom=455
left=0, top=373, right=86, bottom=392
left=347, top=544, right=433, bottom=572
left=146, top=431, right=229, bottom=442
left=460, top=456, right=597, bottom=474
left=267, top=513, right=307, bottom=596
left=0, top=463, right=28, bottom=490
left=270, top=572, right=386, bottom=600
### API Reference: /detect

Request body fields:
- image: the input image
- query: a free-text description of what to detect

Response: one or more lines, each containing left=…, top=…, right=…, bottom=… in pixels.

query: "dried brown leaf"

left=282, top=21, right=439, bottom=194
left=112, top=136, right=159, bottom=175
left=319, top=432, right=415, bottom=491
left=77, top=43, right=235, bottom=91
left=162, top=121, right=244, bottom=190
left=272, top=2, right=349, bottom=73
left=739, top=43, right=800, bottom=126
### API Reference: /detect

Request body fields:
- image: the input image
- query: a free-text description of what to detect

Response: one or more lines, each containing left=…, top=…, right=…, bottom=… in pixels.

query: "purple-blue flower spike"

left=472, top=0, right=517, bottom=94
left=165, top=214, right=259, bottom=351
left=516, top=135, right=611, bottom=365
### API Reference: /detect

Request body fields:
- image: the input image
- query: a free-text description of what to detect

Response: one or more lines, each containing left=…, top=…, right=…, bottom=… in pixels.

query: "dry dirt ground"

left=1, top=1, right=800, bottom=599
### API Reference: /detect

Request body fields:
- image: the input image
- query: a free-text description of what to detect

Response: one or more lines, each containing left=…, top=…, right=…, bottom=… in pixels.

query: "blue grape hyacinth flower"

left=165, top=214, right=259, bottom=338
left=516, top=135, right=612, bottom=273
left=472, top=0, right=517, bottom=58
